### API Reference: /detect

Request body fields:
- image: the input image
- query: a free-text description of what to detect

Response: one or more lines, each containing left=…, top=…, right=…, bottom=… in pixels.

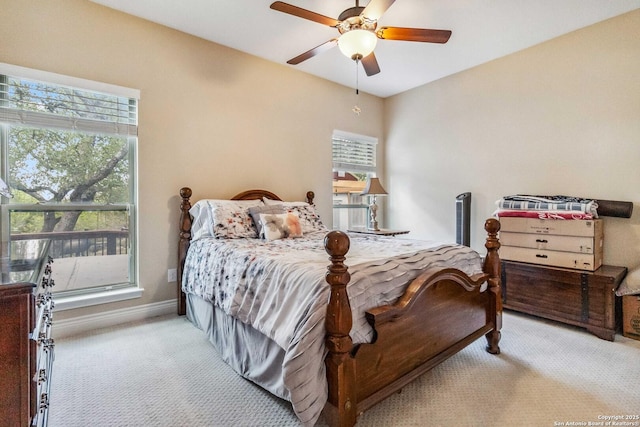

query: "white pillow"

left=263, top=197, right=307, bottom=207
left=189, top=200, right=215, bottom=241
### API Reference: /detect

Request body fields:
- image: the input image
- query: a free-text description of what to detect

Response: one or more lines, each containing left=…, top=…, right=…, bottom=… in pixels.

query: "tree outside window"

left=0, top=67, right=138, bottom=295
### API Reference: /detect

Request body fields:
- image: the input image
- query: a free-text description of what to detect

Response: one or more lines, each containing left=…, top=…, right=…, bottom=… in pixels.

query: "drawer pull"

left=535, top=254, right=548, bottom=259
left=535, top=239, right=548, bottom=243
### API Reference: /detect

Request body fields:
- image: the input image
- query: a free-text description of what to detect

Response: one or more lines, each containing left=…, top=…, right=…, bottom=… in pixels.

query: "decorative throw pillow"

left=263, top=199, right=327, bottom=234
left=287, top=204, right=327, bottom=234
left=248, top=204, right=285, bottom=238
left=259, top=212, right=303, bottom=240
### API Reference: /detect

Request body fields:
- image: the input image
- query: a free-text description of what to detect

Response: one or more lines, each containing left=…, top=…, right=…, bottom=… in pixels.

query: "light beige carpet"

left=48, top=312, right=640, bottom=427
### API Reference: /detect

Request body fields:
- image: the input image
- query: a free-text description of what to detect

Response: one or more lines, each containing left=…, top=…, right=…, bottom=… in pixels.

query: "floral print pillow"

left=209, top=199, right=263, bottom=239
left=263, top=198, right=327, bottom=234
left=287, top=204, right=328, bottom=234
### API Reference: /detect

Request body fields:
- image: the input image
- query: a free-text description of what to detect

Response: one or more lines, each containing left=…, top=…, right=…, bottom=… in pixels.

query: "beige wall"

left=384, top=10, right=640, bottom=270
left=1, top=0, right=384, bottom=319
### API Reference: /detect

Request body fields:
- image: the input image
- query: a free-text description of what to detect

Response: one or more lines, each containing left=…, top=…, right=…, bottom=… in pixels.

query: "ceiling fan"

left=270, top=0, right=452, bottom=76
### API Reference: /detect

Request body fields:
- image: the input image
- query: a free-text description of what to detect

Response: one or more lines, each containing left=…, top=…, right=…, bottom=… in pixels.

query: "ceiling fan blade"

left=362, top=0, right=396, bottom=21
left=361, top=52, right=381, bottom=76
left=286, top=39, right=338, bottom=65
left=270, top=2, right=340, bottom=27
left=377, top=27, right=452, bottom=43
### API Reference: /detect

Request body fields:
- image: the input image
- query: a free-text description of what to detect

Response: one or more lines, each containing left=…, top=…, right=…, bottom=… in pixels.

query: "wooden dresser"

left=0, top=241, right=54, bottom=426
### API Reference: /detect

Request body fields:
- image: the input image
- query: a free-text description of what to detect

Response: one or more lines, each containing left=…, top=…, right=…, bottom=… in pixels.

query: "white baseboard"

left=54, top=299, right=177, bottom=338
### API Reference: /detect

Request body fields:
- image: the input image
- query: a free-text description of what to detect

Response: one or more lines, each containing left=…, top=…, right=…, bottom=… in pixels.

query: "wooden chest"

left=499, top=218, right=603, bottom=271
left=501, top=261, right=627, bottom=341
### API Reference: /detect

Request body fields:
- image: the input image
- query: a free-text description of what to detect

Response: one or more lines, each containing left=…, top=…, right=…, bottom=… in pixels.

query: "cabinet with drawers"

left=0, top=282, right=34, bottom=426
left=0, top=241, right=54, bottom=426
left=499, top=217, right=603, bottom=271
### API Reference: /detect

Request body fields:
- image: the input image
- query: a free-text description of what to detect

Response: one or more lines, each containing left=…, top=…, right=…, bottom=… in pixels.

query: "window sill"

left=54, top=287, right=143, bottom=311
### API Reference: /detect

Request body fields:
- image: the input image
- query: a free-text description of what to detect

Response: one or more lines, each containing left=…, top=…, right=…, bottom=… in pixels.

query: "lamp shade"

left=338, top=29, right=378, bottom=60
left=361, top=177, right=388, bottom=196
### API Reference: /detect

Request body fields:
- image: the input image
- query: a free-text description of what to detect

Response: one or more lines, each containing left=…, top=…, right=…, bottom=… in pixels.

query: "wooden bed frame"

left=177, top=187, right=502, bottom=427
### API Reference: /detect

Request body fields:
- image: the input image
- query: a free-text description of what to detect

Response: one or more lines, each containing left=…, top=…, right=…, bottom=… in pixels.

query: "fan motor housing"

left=338, top=6, right=364, bottom=21
left=337, top=7, right=377, bottom=34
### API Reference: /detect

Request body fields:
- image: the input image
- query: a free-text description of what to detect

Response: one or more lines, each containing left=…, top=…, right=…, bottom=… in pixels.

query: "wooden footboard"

left=323, top=219, right=502, bottom=426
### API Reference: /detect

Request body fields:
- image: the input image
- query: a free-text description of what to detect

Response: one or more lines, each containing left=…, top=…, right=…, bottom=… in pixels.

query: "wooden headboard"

left=231, top=188, right=315, bottom=204
left=177, top=187, right=315, bottom=314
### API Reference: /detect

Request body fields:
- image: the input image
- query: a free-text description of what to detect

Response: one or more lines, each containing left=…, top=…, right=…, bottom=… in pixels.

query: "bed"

left=177, top=187, right=502, bottom=426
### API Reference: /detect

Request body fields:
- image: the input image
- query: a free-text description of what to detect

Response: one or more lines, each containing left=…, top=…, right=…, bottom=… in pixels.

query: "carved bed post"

left=324, top=231, right=357, bottom=427
left=177, top=187, right=192, bottom=316
left=306, top=191, right=315, bottom=205
left=483, top=218, right=502, bottom=354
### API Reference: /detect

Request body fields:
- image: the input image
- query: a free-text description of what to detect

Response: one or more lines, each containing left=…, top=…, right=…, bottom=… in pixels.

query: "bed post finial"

left=324, top=231, right=357, bottom=427
left=306, top=191, right=315, bottom=205
left=178, top=187, right=193, bottom=316
left=483, top=217, right=502, bottom=354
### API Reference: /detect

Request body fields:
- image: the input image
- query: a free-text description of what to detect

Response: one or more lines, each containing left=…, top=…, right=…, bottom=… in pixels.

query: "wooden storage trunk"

left=622, top=295, right=640, bottom=340
left=499, top=218, right=603, bottom=271
left=502, top=261, right=627, bottom=341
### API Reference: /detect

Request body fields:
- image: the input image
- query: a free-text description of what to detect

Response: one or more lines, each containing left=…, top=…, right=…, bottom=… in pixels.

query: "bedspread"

left=182, top=232, right=483, bottom=425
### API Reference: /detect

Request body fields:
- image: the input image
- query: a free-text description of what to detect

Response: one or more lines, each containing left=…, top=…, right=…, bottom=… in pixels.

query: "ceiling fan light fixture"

left=338, top=29, right=377, bottom=60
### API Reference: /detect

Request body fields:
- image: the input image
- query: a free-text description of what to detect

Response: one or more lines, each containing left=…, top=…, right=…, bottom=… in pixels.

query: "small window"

left=332, top=130, right=378, bottom=230
left=0, top=64, right=138, bottom=297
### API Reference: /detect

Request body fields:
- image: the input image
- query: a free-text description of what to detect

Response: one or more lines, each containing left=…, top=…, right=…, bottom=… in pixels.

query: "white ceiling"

left=90, top=0, right=640, bottom=98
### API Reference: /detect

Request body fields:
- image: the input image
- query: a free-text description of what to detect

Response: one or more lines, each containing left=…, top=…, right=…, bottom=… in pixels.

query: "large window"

left=0, top=64, right=138, bottom=298
left=332, top=130, right=378, bottom=230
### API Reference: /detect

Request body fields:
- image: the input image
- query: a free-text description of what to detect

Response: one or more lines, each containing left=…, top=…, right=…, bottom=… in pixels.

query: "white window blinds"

left=332, top=131, right=378, bottom=174
left=0, top=64, right=138, bottom=136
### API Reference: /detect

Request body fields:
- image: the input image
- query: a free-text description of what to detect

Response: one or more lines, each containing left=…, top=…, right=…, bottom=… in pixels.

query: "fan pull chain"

left=352, top=58, right=361, bottom=116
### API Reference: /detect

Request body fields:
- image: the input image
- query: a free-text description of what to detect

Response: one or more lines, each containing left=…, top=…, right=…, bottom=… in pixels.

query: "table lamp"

left=361, top=177, right=387, bottom=231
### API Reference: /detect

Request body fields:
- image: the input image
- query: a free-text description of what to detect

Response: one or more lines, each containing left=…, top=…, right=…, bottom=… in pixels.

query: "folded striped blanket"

left=496, top=210, right=594, bottom=220
left=495, top=195, right=598, bottom=218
